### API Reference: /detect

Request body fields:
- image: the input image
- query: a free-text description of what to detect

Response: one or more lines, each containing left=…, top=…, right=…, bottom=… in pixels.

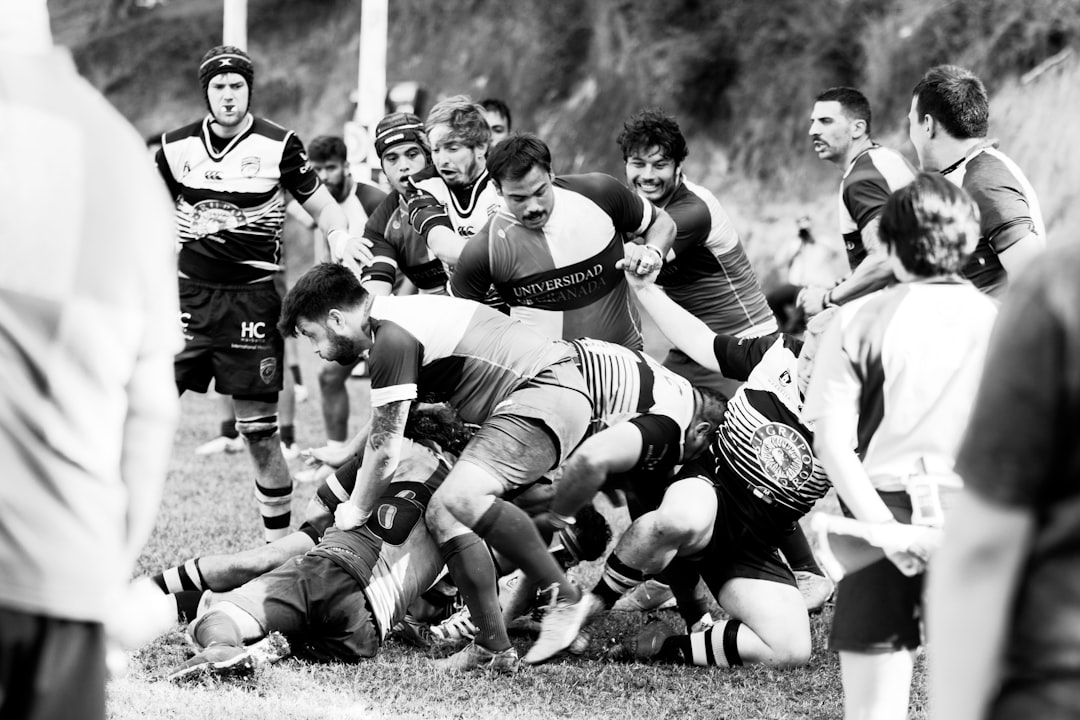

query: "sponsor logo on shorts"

left=241, top=156, right=261, bottom=177
left=260, top=357, right=278, bottom=384
left=190, top=199, right=246, bottom=238
left=751, top=422, right=813, bottom=489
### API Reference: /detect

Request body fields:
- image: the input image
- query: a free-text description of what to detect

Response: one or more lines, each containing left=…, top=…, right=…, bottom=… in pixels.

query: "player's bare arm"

left=624, top=207, right=676, bottom=276
left=997, top=231, right=1044, bottom=280
left=335, top=400, right=410, bottom=530
left=623, top=274, right=723, bottom=373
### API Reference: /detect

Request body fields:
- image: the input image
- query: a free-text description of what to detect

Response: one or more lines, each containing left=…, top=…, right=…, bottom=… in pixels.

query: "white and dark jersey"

left=410, top=165, right=502, bottom=241
left=839, top=145, right=916, bottom=270
left=310, top=179, right=386, bottom=265
left=657, top=179, right=776, bottom=338
left=311, top=438, right=450, bottom=640
left=710, top=333, right=829, bottom=518
left=362, top=189, right=449, bottom=292
left=365, top=295, right=575, bottom=425
left=157, top=115, right=321, bottom=284
left=452, top=173, right=654, bottom=349
left=570, top=338, right=696, bottom=468
left=943, top=142, right=1045, bottom=297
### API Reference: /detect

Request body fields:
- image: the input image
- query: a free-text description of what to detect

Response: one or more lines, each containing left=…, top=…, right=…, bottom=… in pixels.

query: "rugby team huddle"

left=151, top=44, right=1046, bottom=719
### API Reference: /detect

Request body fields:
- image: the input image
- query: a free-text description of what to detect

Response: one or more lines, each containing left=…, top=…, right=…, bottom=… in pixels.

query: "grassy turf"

left=111, top=351, right=928, bottom=720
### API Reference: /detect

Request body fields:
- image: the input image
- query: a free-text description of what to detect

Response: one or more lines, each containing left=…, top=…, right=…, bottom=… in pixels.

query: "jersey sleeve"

left=555, top=174, right=653, bottom=236
left=279, top=133, right=321, bottom=203
left=362, top=192, right=404, bottom=287
left=666, top=193, right=712, bottom=256
left=367, top=319, right=422, bottom=408
left=449, top=220, right=495, bottom=301
left=711, top=333, right=794, bottom=381
left=955, top=261, right=1059, bottom=507
left=842, top=172, right=891, bottom=230
left=356, top=182, right=388, bottom=215
left=154, top=144, right=182, bottom=202
left=963, top=158, right=1037, bottom=253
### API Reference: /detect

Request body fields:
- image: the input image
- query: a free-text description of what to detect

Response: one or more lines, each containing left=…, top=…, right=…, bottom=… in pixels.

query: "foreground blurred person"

left=0, top=4, right=181, bottom=717
left=803, top=173, right=998, bottom=720
left=929, top=243, right=1080, bottom=720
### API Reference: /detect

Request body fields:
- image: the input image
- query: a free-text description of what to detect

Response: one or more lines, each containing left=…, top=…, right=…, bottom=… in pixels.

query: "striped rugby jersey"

left=656, top=179, right=776, bottom=339
left=452, top=173, right=653, bottom=349
left=710, top=333, right=828, bottom=518
left=839, top=145, right=916, bottom=270
left=362, top=189, right=449, bottom=292
left=365, top=294, right=574, bottom=425
left=157, top=115, right=321, bottom=284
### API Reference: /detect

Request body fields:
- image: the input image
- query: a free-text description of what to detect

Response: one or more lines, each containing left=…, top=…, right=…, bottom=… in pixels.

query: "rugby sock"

left=658, top=620, right=743, bottom=667
left=473, top=499, right=579, bottom=603
left=220, top=419, right=239, bottom=440
left=152, top=558, right=207, bottom=594
left=593, top=554, right=649, bottom=609
left=440, top=533, right=510, bottom=651
left=175, top=591, right=204, bottom=622
left=255, top=481, right=292, bottom=543
left=778, top=524, right=824, bottom=575
left=280, top=424, right=296, bottom=447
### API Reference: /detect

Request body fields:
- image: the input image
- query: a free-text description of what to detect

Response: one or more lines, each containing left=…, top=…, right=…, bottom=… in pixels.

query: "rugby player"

left=156, top=46, right=369, bottom=542
left=480, top=97, right=512, bottom=146
left=450, top=133, right=676, bottom=349
left=799, top=87, right=916, bottom=317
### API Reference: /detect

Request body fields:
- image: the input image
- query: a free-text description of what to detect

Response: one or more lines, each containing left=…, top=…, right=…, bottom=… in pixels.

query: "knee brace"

left=235, top=414, right=278, bottom=441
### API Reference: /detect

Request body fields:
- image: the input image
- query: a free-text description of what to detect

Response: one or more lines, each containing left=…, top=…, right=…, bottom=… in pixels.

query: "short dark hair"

left=815, top=87, right=872, bottom=135
left=912, top=65, right=988, bottom=139
left=616, top=108, right=688, bottom=164
left=405, top=404, right=474, bottom=456
left=278, top=263, right=369, bottom=337
left=479, top=97, right=512, bottom=130
left=487, top=133, right=552, bottom=185
left=425, top=95, right=491, bottom=149
left=307, top=135, right=347, bottom=163
left=878, top=172, right=980, bottom=277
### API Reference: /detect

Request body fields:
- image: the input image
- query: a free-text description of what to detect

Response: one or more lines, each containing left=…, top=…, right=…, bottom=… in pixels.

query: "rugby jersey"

left=942, top=142, right=1045, bottom=297
left=362, top=189, right=449, bottom=292
left=157, top=115, right=321, bottom=284
left=657, top=179, right=775, bottom=338
left=409, top=165, right=502, bottom=241
left=802, top=279, right=997, bottom=490
left=312, top=179, right=386, bottom=264
left=711, top=333, right=828, bottom=518
left=571, top=338, right=695, bottom=456
left=365, top=294, right=575, bottom=425
left=312, top=437, right=450, bottom=642
left=451, top=173, right=653, bottom=349
left=839, top=145, right=916, bottom=270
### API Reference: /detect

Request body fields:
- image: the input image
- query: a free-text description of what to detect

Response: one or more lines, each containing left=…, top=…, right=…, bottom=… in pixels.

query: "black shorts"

left=696, top=473, right=797, bottom=592
left=829, top=491, right=924, bottom=653
left=0, top=607, right=105, bottom=720
left=220, top=553, right=379, bottom=662
left=176, top=277, right=285, bottom=395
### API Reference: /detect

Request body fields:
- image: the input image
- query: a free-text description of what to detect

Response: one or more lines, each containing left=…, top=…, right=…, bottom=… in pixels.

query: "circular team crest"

left=190, top=200, right=246, bottom=238
left=750, top=422, right=814, bottom=489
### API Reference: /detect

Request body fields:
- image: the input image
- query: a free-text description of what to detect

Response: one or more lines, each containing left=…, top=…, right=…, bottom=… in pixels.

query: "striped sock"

left=255, top=481, right=292, bottom=542
left=152, top=558, right=206, bottom=594
left=593, top=554, right=649, bottom=608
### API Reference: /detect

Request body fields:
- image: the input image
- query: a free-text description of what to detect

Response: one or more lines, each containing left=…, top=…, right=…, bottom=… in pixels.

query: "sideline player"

left=799, top=87, right=915, bottom=316
left=278, top=263, right=594, bottom=672
left=908, top=64, right=1045, bottom=297
left=804, top=174, right=998, bottom=719
left=451, top=133, right=676, bottom=349
left=156, top=46, right=368, bottom=541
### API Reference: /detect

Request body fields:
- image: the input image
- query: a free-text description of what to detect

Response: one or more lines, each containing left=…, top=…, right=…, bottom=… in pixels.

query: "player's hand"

left=334, top=502, right=369, bottom=531
left=885, top=549, right=926, bottom=577
left=615, top=257, right=660, bottom=287
left=304, top=444, right=353, bottom=469
left=622, top=243, right=664, bottom=277
left=405, top=186, right=451, bottom=238
left=796, top=286, right=829, bottom=316
left=345, top=234, right=374, bottom=267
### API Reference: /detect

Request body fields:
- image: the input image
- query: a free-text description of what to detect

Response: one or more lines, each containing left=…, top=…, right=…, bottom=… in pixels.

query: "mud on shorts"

left=829, top=490, right=924, bottom=653
left=216, top=553, right=379, bottom=662
left=457, top=359, right=592, bottom=490
left=175, top=277, right=285, bottom=395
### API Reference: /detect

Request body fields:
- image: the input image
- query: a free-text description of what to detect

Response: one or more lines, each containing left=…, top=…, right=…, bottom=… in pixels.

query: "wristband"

left=643, top=244, right=665, bottom=263
left=327, top=229, right=350, bottom=262
left=823, top=288, right=839, bottom=308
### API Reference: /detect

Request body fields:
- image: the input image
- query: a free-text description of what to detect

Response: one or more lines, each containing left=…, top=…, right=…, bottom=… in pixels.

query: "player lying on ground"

left=554, top=265, right=840, bottom=668
left=165, top=404, right=610, bottom=681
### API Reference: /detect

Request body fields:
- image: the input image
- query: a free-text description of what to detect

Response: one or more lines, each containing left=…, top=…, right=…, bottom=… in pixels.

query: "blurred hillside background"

left=50, top=0, right=1079, bottom=287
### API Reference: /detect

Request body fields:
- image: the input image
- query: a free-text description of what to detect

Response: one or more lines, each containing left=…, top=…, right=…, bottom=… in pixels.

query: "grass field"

left=110, top=353, right=929, bottom=720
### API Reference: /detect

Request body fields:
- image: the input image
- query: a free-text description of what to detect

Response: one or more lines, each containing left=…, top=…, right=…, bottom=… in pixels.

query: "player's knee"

left=758, top=623, right=812, bottom=668
left=654, top=499, right=712, bottom=542
left=236, top=414, right=278, bottom=443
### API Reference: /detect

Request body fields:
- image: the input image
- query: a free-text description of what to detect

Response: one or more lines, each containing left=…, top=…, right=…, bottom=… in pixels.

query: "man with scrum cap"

left=156, top=45, right=369, bottom=542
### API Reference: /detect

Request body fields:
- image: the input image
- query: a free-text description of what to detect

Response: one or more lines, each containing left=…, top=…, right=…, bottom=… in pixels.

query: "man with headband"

left=156, top=45, right=369, bottom=542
